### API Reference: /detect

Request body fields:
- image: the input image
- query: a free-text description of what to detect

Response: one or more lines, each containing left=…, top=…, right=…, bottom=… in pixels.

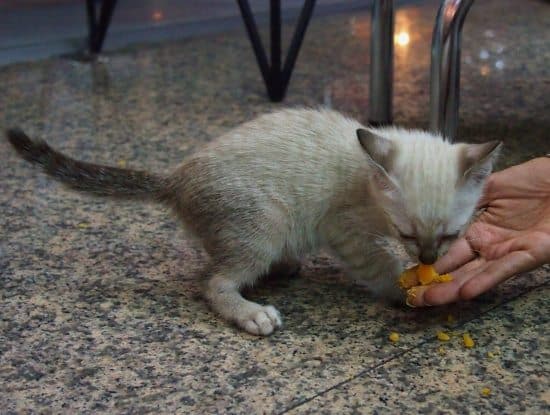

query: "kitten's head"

left=357, top=128, right=501, bottom=264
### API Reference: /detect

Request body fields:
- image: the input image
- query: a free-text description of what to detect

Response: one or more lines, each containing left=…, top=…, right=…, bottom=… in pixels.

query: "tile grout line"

left=277, top=280, right=550, bottom=414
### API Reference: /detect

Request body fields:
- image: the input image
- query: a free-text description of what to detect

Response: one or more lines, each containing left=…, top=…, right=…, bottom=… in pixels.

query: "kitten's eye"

left=398, top=232, right=416, bottom=241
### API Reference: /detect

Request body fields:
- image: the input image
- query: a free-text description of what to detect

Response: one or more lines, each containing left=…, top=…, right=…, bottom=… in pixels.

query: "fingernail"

left=406, top=287, right=418, bottom=308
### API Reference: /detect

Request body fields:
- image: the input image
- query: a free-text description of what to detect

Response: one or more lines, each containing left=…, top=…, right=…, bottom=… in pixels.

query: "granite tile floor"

left=0, top=0, right=549, bottom=413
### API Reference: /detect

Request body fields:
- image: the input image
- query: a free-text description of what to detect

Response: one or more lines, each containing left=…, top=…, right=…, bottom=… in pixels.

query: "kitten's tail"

left=6, top=128, right=173, bottom=202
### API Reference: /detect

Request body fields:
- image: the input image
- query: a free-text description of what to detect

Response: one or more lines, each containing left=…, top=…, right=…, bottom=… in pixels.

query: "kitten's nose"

left=419, top=250, right=437, bottom=265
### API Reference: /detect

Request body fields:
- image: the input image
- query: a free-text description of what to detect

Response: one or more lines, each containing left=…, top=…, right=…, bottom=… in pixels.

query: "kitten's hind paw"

left=237, top=305, right=282, bottom=336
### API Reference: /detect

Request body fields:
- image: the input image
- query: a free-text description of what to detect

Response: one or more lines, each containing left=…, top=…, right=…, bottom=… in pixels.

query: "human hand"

left=409, top=157, right=550, bottom=306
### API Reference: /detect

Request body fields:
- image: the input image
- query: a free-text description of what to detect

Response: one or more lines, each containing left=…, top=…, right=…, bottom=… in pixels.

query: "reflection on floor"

left=0, top=0, right=548, bottom=413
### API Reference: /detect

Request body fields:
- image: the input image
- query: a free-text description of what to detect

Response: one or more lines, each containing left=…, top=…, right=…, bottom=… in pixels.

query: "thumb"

left=434, top=237, right=476, bottom=274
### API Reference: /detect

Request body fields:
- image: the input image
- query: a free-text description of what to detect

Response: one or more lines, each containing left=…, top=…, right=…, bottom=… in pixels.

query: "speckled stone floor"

left=1, top=0, right=549, bottom=413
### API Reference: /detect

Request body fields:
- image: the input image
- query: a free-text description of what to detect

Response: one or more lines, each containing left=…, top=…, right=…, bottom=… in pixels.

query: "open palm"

left=410, top=157, right=550, bottom=306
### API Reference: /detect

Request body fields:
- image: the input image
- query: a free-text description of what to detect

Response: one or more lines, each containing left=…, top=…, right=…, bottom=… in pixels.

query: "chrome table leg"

left=429, top=0, right=475, bottom=140
left=369, top=0, right=394, bottom=126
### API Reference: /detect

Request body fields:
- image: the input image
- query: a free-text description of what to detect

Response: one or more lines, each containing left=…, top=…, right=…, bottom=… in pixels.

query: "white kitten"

left=6, top=108, right=500, bottom=335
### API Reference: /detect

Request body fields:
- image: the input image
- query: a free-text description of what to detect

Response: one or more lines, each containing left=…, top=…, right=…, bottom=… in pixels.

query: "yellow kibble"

left=481, top=387, right=491, bottom=397
left=437, top=331, right=451, bottom=341
left=487, top=352, right=495, bottom=358
left=417, top=264, right=439, bottom=285
left=77, top=222, right=89, bottom=229
left=398, top=265, right=453, bottom=291
left=434, top=273, right=454, bottom=283
left=117, top=159, right=127, bottom=168
left=398, top=266, right=419, bottom=289
left=463, top=333, right=475, bottom=348
left=389, top=332, right=400, bottom=342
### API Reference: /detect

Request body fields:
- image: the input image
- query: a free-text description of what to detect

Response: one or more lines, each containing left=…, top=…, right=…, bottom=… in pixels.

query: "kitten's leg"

left=205, top=265, right=282, bottom=336
left=354, top=257, right=404, bottom=304
left=328, top=232, right=404, bottom=303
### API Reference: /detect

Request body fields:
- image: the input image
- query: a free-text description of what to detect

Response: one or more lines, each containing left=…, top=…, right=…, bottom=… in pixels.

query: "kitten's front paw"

left=237, top=305, right=282, bottom=336
left=384, top=284, right=407, bottom=306
left=365, top=273, right=406, bottom=305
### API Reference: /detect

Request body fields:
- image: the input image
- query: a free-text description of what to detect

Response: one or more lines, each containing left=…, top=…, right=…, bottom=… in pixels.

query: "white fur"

left=374, top=127, right=475, bottom=235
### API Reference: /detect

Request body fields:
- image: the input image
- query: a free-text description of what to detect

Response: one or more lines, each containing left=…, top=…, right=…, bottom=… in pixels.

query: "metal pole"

left=369, top=0, right=394, bottom=126
left=270, top=0, right=283, bottom=100
left=429, top=0, right=474, bottom=140
left=280, top=0, right=316, bottom=99
left=236, top=0, right=271, bottom=89
left=87, top=0, right=118, bottom=54
left=236, top=0, right=316, bottom=102
left=85, top=0, right=97, bottom=52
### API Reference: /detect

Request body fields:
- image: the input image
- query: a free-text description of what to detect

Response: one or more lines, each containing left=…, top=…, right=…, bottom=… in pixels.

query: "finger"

left=459, top=251, right=536, bottom=300
left=434, top=221, right=492, bottom=275
left=434, top=237, right=476, bottom=274
left=426, top=233, right=534, bottom=305
left=421, top=282, right=460, bottom=306
left=406, top=281, right=460, bottom=307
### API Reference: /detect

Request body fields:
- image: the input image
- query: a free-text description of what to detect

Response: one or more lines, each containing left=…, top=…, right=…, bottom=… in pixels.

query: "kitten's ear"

left=357, top=128, right=398, bottom=193
left=460, top=140, right=502, bottom=184
left=356, top=128, right=395, bottom=172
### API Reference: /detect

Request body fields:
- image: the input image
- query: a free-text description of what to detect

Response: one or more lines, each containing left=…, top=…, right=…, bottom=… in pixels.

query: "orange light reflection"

left=152, top=10, right=163, bottom=22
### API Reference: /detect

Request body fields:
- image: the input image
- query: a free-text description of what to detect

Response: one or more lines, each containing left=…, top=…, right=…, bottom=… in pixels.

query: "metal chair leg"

left=270, top=0, right=283, bottom=100
left=237, top=0, right=271, bottom=92
left=369, top=0, right=394, bottom=127
left=86, top=0, right=118, bottom=54
left=429, top=0, right=474, bottom=140
left=280, top=0, right=316, bottom=100
left=237, top=0, right=316, bottom=102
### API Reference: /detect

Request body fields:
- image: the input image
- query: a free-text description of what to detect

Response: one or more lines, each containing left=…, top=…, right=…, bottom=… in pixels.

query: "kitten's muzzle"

left=419, top=250, right=438, bottom=265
